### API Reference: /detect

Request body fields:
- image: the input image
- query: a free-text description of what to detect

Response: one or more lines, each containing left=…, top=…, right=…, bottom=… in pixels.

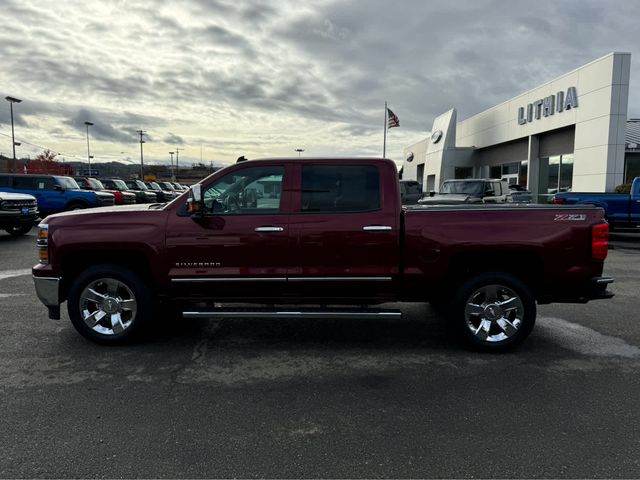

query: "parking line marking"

left=0, top=269, right=31, bottom=281
left=537, top=316, right=640, bottom=358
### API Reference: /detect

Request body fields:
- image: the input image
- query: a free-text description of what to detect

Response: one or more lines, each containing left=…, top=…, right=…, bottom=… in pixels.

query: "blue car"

left=0, top=174, right=115, bottom=217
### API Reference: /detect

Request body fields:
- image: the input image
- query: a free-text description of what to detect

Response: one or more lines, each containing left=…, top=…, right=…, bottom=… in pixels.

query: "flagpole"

left=383, top=101, right=387, bottom=158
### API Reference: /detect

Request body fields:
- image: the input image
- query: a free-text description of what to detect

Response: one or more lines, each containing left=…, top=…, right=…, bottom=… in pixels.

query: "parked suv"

left=74, top=177, right=136, bottom=205
left=122, top=180, right=157, bottom=203
left=419, top=178, right=510, bottom=205
left=399, top=180, right=423, bottom=205
left=0, top=174, right=114, bottom=216
left=0, top=191, right=38, bottom=236
left=144, top=181, right=176, bottom=202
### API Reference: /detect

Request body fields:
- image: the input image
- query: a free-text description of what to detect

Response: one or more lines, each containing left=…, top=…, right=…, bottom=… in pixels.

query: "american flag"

left=387, top=108, right=399, bottom=129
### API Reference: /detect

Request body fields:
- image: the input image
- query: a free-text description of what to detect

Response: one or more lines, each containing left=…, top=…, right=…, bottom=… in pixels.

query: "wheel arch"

left=59, top=249, right=155, bottom=301
left=64, top=199, right=90, bottom=210
left=446, top=249, right=544, bottom=298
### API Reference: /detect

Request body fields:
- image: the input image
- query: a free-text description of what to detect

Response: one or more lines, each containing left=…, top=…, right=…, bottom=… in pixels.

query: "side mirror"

left=429, top=190, right=436, bottom=197
left=187, top=184, right=204, bottom=215
left=54, top=185, right=64, bottom=191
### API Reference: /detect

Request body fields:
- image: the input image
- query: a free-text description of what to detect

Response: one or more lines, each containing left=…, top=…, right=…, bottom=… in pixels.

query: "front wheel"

left=67, top=265, right=153, bottom=344
left=5, top=223, right=33, bottom=236
left=451, top=272, right=536, bottom=352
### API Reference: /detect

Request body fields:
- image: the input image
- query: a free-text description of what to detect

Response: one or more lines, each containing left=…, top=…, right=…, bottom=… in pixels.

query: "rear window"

left=0, top=175, right=10, bottom=188
left=13, top=176, right=37, bottom=190
left=301, top=165, right=380, bottom=213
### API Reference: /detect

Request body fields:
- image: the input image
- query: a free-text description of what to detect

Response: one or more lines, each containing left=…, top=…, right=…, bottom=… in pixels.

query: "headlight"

left=37, top=224, right=49, bottom=264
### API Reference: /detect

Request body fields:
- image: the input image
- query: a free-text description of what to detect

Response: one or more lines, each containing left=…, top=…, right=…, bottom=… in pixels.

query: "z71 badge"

left=554, top=214, right=586, bottom=221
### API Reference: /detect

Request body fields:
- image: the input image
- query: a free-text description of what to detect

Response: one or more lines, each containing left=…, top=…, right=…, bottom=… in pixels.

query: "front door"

left=166, top=163, right=292, bottom=301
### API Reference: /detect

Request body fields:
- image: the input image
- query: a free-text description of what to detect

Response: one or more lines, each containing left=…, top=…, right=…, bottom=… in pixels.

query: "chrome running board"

left=183, top=307, right=402, bottom=320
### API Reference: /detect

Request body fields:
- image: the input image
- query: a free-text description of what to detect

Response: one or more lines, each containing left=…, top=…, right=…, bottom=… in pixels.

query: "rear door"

left=287, top=161, right=400, bottom=301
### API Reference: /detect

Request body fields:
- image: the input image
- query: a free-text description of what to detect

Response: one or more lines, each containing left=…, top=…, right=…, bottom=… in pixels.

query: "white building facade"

left=402, top=52, right=632, bottom=202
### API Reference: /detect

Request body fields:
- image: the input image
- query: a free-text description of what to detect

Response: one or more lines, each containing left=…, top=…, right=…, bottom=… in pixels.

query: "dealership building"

left=402, top=52, right=637, bottom=202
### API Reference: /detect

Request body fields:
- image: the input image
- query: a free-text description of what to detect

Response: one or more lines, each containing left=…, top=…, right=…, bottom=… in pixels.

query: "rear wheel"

left=451, top=272, right=536, bottom=352
left=67, top=265, right=153, bottom=344
left=5, top=224, right=33, bottom=236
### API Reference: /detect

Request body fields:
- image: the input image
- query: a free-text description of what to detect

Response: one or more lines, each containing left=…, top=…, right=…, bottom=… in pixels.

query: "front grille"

left=1, top=200, right=38, bottom=213
left=123, top=194, right=136, bottom=204
left=98, top=196, right=115, bottom=206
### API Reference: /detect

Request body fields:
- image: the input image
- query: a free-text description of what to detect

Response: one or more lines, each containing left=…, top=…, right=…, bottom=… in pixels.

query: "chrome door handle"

left=255, top=226, right=284, bottom=232
left=362, top=225, right=392, bottom=231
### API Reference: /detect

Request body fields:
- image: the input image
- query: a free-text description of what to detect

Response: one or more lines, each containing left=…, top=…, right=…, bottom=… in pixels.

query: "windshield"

left=57, top=177, right=80, bottom=190
left=440, top=181, right=484, bottom=196
left=111, top=179, right=128, bottom=191
left=88, top=178, right=105, bottom=190
left=126, top=180, right=147, bottom=190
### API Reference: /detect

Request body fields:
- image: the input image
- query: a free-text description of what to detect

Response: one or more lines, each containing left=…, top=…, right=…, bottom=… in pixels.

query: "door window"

left=301, top=165, right=380, bottom=213
left=203, top=165, right=284, bottom=215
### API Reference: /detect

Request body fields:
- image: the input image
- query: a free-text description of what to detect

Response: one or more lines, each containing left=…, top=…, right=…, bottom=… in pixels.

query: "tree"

left=28, top=149, right=73, bottom=175
left=34, top=149, right=58, bottom=162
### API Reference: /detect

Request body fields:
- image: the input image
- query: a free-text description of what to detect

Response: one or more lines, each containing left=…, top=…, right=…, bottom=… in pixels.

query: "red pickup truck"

left=32, top=158, right=614, bottom=351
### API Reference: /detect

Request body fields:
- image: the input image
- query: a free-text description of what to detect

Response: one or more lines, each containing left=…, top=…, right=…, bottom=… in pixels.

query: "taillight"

left=37, top=224, right=49, bottom=264
left=592, top=223, right=609, bottom=261
left=552, top=197, right=565, bottom=204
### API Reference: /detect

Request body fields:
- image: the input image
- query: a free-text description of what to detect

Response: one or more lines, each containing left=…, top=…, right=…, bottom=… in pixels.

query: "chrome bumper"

left=33, top=275, right=61, bottom=320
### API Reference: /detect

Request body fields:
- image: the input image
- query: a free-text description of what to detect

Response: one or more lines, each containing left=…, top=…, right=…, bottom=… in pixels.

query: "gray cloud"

left=163, top=132, right=185, bottom=144
left=0, top=0, right=638, bottom=165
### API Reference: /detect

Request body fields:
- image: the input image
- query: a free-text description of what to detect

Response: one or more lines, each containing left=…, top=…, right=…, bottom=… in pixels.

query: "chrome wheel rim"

left=464, top=284, right=524, bottom=343
left=79, top=278, right=137, bottom=336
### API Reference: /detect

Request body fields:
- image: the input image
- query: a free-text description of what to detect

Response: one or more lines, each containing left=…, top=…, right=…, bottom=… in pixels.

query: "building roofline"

left=459, top=52, right=630, bottom=125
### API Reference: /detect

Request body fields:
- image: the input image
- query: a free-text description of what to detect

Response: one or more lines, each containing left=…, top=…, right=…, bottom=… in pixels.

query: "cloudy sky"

left=1, top=0, right=639, bottom=169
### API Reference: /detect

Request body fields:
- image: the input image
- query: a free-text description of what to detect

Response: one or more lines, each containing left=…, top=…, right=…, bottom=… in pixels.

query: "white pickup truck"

left=0, top=191, right=38, bottom=236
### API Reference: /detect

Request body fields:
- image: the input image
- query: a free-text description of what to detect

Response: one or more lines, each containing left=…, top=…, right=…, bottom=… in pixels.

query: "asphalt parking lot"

left=1, top=229, right=639, bottom=478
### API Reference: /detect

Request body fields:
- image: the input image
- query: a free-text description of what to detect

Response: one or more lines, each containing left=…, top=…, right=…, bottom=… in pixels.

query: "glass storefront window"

left=539, top=154, right=573, bottom=202
left=625, top=155, right=640, bottom=184
left=559, top=154, right=574, bottom=192
left=454, top=167, right=473, bottom=179
left=489, top=166, right=501, bottom=179
left=519, top=161, right=528, bottom=188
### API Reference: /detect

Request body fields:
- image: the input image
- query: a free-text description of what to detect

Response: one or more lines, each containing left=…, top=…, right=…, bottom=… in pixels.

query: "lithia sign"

left=517, top=86, right=578, bottom=125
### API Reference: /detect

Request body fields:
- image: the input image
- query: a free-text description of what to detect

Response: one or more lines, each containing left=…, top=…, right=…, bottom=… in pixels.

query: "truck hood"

left=40, top=203, right=167, bottom=225
left=0, top=191, right=37, bottom=201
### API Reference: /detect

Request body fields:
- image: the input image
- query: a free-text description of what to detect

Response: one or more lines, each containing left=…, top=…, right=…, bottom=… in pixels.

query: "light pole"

left=136, top=130, right=146, bottom=180
left=175, top=147, right=182, bottom=182
left=5, top=96, right=22, bottom=173
left=169, top=151, right=175, bottom=182
left=84, top=121, right=94, bottom=175
left=295, top=148, right=304, bottom=157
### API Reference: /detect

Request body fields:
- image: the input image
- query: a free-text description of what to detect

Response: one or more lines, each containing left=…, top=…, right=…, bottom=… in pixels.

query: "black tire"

left=5, top=223, right=33, bottom=236
left=65, top=202, right=87, bottom=211
left=450, top=272, right=536, bottom=352
left=67, top=264, right=153, bottom=345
